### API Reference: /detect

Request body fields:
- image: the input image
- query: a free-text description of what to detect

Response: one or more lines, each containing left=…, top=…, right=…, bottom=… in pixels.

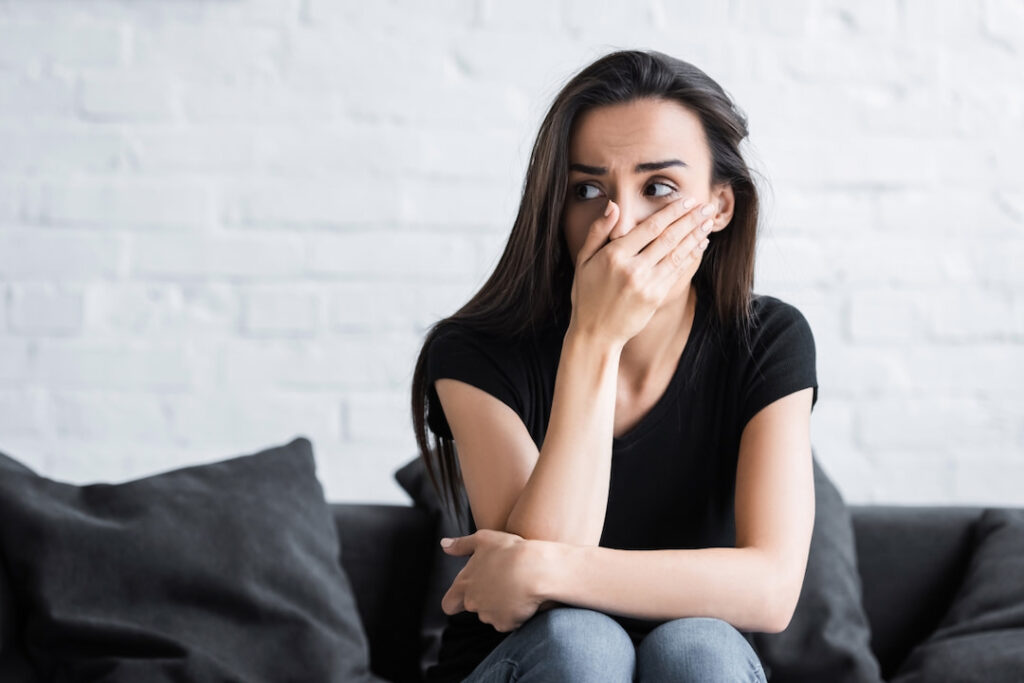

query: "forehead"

left=568, top=97, right=708, bottom=166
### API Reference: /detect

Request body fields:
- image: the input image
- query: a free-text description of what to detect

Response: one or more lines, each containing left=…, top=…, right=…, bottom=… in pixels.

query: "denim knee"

left=635, top=616, right=766, bottom=683
left=521, top=606, right=635, bottom=681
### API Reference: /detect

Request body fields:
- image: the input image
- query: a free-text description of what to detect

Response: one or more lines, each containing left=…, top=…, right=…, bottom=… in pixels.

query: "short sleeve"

left=424, top=324, right=528, bottom=441
left=738, top=297, right=819, bottom=431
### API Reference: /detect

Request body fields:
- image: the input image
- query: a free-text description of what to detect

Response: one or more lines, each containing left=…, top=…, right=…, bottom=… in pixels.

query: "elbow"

left=761, top=568, right=803, bottom=634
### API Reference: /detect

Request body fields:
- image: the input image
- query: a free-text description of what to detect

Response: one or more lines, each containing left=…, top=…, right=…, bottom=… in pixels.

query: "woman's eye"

left=645, top=182, right=676, bottom=198
left=574, top=183, right=602, bottom=200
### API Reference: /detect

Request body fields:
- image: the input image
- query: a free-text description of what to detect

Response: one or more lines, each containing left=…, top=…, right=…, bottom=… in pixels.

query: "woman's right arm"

left=502, top=327, right=622, bottom=545
left=435, top=196, right=711, bottom=546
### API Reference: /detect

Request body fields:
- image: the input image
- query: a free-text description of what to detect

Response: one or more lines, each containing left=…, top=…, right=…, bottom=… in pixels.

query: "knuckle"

left=670, top=249, right=684, bottom=268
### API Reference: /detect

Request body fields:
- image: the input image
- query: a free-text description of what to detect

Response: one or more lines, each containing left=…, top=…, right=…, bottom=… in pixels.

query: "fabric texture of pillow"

left=0, top=453, right=41, bottom=682
left=751, top=454, right=884, bottom=682
left=0, top=437, right=385, bottom=682
left=890, top=508, right=1024, bottom=683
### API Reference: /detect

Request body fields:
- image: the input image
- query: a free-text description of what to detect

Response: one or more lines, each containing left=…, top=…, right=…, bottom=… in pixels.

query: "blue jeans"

left=462, top=606, right=767, bottom=682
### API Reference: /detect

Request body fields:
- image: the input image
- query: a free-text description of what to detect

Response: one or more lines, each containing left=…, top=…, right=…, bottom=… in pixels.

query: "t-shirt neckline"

left=611, top=290, right=709, bottom=450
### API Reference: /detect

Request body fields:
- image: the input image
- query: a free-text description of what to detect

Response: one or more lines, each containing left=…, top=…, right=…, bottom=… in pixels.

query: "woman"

left=410, top=49, right=817, bottom=682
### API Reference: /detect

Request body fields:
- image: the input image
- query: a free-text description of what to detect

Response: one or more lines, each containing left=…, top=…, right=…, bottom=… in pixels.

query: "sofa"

left=1, top=438, right=1021, bottom=682
left=339, top=500, right=1022, bottom=683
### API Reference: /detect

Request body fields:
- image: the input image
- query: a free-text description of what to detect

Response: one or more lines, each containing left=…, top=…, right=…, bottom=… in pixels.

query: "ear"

left=707, top=182, right=735, bottom=234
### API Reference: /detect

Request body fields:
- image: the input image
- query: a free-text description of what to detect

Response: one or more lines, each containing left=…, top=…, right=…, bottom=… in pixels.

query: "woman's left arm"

left=441, top=387, right=815, bottom=634
left=540, top=386, right=816, bottom=633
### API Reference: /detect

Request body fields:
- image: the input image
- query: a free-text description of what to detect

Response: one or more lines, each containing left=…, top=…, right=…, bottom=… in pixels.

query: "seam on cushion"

left=500, top=657, right=520, bottom=683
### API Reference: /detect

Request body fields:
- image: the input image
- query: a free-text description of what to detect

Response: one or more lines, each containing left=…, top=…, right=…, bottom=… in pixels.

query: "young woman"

left=410, top=49, right=818, bottom=683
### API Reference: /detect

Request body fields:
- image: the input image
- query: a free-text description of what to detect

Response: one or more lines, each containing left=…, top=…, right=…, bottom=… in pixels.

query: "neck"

left=618, top=282, right=698, bottom=394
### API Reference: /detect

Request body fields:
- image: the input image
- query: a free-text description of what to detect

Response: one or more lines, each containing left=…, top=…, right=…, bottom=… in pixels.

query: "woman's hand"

left=568, top=196, right=714, bottom=348
left=439, top=529, right=553, bottom=633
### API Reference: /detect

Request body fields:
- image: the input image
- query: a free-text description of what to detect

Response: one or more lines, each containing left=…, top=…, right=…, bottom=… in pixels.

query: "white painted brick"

left=79, top=71, right=176, bottom=122
left=220, top=333, right=422, bottom=391
left=345, top=391, right=415, bottom=444
left=8, top=283, right=84, bottom=335
left=36, top=341, right=194, bottom=390
left=126, top=128, right=256, bottom=173
left=0, top=388, right=45, bottom=436
left=41, top=181, right=212, bottom=229
left=180, top=81, right=337, bottom=124
left=0, top=0, right=1020, bottom=507
left=50, top=390, right=170, bottom=441
left=767, top=187, right=876, bottom=236
left=818, top=344, right=914, bottom=397
left=329, top=281, right=471, bottom=332
left=241, top=286, right=321, bottom=336
left=232, top=179, right=401, bottom=228
left=130, top=24, right=283, bottom=84
left=0, top=74, right=77, bottom=120
left=160, top=392, right=340, bottom=448
left=951, top=456, right=1024, bottom=507
left=300, top=0, right=476, bottom=31
left=848, top=289, right=928, bottom=343
left=867, top=451, right=958, bottom=505
left=478, top=0, right=561, bottom=30
left=0, top=228, right=125, bottom=280
left=130, top=234, right=304, bottom=280
left=0, top=126, right=125, bottom=174
left=754, top=237, right=833, bottom=288
left=306, top=232, right=479, bottom=280
left=899, top=345, right=1024, bottom=397
left=0, top=340, right=33, bottom=383
left=0, top=20, right=125, bottom=69
left=826, top=235, right=976, bottom=286
left=84, top=283, right=239, bottom=336
left=926, top=287, right=1021, bottom=341
left=858, top=397, right=1008, bottom=452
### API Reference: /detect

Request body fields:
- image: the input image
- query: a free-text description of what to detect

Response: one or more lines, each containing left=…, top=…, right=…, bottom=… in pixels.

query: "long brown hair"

left=410, top=49, right=763, bottom=530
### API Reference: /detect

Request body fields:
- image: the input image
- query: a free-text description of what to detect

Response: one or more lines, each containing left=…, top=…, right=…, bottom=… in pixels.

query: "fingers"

left=441, top=584, right=465, bottom=616
left=612, top=195, right=698, bottom=257
left=642, top=202, right=714, bottom=269
left=575, top=200, right=619, bottom=268
left=651, top=215, right=712, bottom=288
left=440, top=534, right=474, bottom=555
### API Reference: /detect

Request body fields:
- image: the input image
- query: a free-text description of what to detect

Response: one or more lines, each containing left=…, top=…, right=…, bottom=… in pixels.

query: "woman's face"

left=561, top=97, right=734, bottom=282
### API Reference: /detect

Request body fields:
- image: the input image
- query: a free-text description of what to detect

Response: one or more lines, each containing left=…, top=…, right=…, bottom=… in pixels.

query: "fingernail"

left=683, top=197, right=697, bottom=209
left=604, top=201, right=614, bottom=217
left=440, top=538, right=454, bottom=547
left=700, top=203, right=715, bottom=216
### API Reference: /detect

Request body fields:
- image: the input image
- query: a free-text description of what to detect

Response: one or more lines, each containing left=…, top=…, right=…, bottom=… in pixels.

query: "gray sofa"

left=335, top=501, right=1013, bottom=683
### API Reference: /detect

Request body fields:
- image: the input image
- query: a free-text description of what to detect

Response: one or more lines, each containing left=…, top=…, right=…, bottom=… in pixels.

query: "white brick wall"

left=0, top=0, right=1021, bottom=507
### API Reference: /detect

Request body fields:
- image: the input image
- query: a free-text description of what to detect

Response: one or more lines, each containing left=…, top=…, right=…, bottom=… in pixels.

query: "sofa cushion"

left=751, top=455, right=884, bottom=682
left=0, top=452, right=41, bottom=682
left=890, top=508, right=1024, bottom=682
left=0, top=437, right=384, bottom=682
left=395, top=456, right=470, bottom=676
left=334, top=503, right=436, bottom=683
left=851, top=504, right=980, bottom=677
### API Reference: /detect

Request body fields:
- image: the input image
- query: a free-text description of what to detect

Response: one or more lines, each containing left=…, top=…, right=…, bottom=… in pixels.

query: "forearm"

left=504, top=327, right=621, bottom=545
left=535, top=541, right=786, bottom=633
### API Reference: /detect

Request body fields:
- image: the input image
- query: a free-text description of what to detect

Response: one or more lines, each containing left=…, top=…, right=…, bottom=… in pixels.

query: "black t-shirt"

left=423, top=290, right=818, bottom=683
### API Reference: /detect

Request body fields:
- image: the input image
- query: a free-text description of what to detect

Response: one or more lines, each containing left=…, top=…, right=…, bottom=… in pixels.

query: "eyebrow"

left=569, top=159, right=688, bottom=175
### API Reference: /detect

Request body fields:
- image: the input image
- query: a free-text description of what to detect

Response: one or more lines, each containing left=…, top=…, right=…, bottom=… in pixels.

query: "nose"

left=607, top=194, right=647, bottom=241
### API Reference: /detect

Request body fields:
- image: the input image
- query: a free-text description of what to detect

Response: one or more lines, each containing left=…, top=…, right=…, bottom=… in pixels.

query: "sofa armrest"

left=333, top=503, right=436, bottom=683
left=849, top=504, right=983, bottom=678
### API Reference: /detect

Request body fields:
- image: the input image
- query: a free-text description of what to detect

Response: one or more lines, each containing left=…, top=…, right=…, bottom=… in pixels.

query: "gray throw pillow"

left=890, top=508, right=1024, bottom=683
left=752, top=455, right=884, bottom=682
left=0, top=437, right=385, bottom=682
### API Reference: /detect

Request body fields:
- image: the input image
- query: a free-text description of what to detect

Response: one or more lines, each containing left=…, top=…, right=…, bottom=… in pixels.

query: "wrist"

left=528, top=539, right=575, bottom=604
